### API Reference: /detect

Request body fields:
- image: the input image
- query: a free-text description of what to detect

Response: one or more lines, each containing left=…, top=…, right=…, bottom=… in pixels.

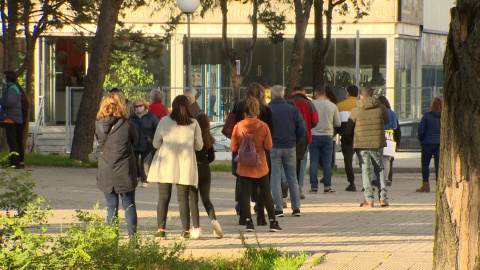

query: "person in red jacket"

left=148, top=88, right=168, bottom=120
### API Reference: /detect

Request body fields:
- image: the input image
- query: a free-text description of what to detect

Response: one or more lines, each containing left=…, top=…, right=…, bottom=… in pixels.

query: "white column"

left=385, top=35, right=396, bottom=111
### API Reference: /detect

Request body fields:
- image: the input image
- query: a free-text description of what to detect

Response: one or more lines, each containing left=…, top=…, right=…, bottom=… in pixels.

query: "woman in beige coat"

left=147, top=95, right=203, bottom=239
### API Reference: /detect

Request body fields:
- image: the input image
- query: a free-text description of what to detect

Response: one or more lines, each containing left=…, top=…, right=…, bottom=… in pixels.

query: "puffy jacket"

left=287, top=92, right=318, bottom=143
left=129, top=111, right=159, bottom=152
left=345, top=96, right=389, bottom=149
left=268, top=97, right=306, bottom=149
left=418, top=111, right=441, bottom=145
left=95, top=117, right=138, bottom=194
left=0, top=83, right=23, bottom=124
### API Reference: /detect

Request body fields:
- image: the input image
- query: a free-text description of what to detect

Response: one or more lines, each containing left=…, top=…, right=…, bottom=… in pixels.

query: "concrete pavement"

left=28, top=158, right=435, bottom=269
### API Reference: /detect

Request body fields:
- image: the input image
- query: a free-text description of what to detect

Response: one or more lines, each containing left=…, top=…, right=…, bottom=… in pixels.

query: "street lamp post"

left=177, top=0, right=200, bottom=93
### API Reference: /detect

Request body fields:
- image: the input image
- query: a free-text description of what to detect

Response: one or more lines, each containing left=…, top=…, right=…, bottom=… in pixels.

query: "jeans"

left=421, top=144, right=440, bottom=183
left=104, top=190, right=137, bottom=236
left=298, top=146, right=308, bottom=195
left=134, top=150, right=150, bottom=182
left=157, top=183, right=190, bottom=231
left=309, top=136, right=333, bottom=191
left=270, top=147, right=300, bottom=212
left=357, top=149, right=387, bottom=202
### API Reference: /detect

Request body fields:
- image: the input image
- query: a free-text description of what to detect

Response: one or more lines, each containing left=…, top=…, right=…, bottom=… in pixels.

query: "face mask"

left=135, top=106, right=145, bottom=114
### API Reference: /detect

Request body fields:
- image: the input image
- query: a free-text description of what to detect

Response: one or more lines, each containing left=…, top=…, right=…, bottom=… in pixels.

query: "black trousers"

left=341, top=138, right=355, bottom=184
left=157, top=183, right=190, bottom=231
left=239, top=174, right=275, bottom=221
left=190, top=163, right=217, bottom=228
left=4, top=123, right=24, bottom=165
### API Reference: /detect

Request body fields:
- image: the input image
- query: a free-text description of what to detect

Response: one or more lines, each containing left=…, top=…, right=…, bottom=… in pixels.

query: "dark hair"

left=109, top=88, right=121, bottom=93
left=325, top=86, right=338, bottom=104
left=346, top=85, right=359, bottom=97
left=196, top=113, right=215, bottom=149
left=361, top=87, right=374, bottom=97
left=245, top=82, right=266, bottom=105
left=378, top=96, right=391, bottom=109
left=4, top=70, right=17, bottom=84
left=313, top=85, right=326, bottom=95
left=293, top=85, right=305, bottom=92
left=170, top=95, right=194, bottom=125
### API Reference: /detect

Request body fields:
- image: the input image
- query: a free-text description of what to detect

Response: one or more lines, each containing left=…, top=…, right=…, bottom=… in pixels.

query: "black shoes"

left=275, top=210, right=284, bottom=217
left=292, top=209, right=301, bottom=217
left=308, top=189, right=318, bottom=194
left=345, top=184, right=357, bottom=192
left=246, top=218, right=255, bottom=232
left=269, top=220, right=282, bottom=232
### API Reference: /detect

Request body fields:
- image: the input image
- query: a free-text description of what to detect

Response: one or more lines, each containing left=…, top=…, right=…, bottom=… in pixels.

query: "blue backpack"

left=234, top=131, right=263, bottom=167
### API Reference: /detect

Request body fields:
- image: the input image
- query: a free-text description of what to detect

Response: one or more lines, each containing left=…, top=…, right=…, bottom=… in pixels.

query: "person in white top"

left=308, top=86, right=341, bottom=194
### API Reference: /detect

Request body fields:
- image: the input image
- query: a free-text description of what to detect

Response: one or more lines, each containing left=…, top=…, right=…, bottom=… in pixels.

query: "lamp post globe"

left=177, top=0, right=200, bottom=14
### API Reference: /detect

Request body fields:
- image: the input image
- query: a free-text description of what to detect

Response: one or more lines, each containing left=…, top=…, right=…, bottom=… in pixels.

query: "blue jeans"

left=270, top=147, right=300, bottom=212
left=309, top=136, right=333, bottom=191
left=357, top=149, right=387, bottom=202
left=421, top=144, right=440, bottom=183
left=298, top=146, right=309, bottom=195
left=104, top=190, right=137, bottom=236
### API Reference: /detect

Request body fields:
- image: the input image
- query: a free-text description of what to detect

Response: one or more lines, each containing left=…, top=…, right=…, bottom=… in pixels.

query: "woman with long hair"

left=0, top=71, right=28, bottom=168
left=189, top=113, right=223, bottom=239
left=147, top=95, right=203, bottom=239
left=95, top=92, right=139, bottom=240
left=231, top=96, right=281, bottom=232
left=129, top=98, right=158, bottom=187
left=416, top=97, right=442, bottom=192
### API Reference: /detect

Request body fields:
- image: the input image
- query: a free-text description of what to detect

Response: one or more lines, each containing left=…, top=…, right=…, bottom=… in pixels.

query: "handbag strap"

left=100, top=124, right=115, bottom=152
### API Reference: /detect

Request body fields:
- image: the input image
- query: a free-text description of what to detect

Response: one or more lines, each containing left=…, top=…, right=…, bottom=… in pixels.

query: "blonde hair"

left=244, top=96, right=260, bottom=117
left=245, top=82, right=266, bottom=105
left=133, top=98, right=149, bottom=109
left=96, top=92, right=128, bottom=120
left=184, top=92, right=196, bottom=104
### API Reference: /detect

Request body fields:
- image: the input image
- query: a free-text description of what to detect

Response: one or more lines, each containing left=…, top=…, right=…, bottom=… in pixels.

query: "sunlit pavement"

left=30, top=160, right=434, bottom=270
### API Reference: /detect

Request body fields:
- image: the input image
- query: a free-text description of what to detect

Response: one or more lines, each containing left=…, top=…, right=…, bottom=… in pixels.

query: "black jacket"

left=129, top=111, right=158, bottom=152
left=95, top=117, right=138, bottom=194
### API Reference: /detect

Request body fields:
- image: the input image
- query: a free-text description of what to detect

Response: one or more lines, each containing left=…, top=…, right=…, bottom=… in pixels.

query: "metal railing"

left=30, top=96, right=44, bottom=153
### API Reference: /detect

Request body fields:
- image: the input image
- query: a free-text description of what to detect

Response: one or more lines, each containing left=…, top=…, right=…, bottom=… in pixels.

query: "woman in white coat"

left=147, top=95, right=203, bottom=239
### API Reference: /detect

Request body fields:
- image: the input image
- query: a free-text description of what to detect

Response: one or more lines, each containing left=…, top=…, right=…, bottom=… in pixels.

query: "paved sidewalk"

left=30, top=166, right=434, bottom=269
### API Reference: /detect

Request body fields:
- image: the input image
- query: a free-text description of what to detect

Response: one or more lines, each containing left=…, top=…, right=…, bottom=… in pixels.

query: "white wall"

left=423, top=0, right=455, bottom=33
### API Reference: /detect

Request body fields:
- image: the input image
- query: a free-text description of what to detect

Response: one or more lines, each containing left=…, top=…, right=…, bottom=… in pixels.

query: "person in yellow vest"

left=336, top=85, right=358, bottom=191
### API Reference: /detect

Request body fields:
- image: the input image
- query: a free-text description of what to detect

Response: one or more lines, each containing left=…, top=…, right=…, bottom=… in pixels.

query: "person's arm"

left=129, top=119, right=139, bottom=146
left=230, top=124, right=240, bottom=152
left=294, top=109, right=306, bottom=145
left=0, top=88, right=19, bottom=107
left=418, top=115, right=426, bottom=142
left=345, top=109, right=356, bottom=143
left=264, top=125, right=273, bottom=150
left=207, top=146, right=215, bottom=164
left=193, top=120, right=204, bottom=151
left=153, top=118, right=164, bottom=149
left=309, top=102, right=319, bottom=129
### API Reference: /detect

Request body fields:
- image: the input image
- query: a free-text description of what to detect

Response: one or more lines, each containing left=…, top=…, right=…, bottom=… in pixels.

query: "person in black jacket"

left=129, top=98, right=159, bottom=187
left=95, top=92, right=139, bottom=240
left=189, top=113, right=223, bottom=239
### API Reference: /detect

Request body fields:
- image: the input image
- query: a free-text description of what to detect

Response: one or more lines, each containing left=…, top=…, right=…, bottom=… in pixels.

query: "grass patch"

left=23, top=152, right=97, bottom=168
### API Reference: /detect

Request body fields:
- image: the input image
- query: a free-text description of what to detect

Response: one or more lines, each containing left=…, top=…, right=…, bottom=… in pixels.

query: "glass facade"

left=394, top=38, right=418, bottom=120
left=421, top=33, right=446, bottom=112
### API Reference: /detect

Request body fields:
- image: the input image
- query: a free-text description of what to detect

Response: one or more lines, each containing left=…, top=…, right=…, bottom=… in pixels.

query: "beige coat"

left=147, top=117, right=203, bottom=187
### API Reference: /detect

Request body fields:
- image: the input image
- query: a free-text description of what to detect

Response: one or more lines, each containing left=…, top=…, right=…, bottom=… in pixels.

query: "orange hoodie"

left=231, top=117, right=273, bottom=178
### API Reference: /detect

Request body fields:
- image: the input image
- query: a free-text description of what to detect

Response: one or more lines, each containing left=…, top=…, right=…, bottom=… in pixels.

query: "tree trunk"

left=313, top=0, right=334, bottom=89
left=70, top=0, right=124, bottom=160
left=221, top=0, right=257, bottom=106
left=433, top=4, right=480, bottom=269
left=2, top=0, right=18, bottom=70
left=285, top=0, right=313, bottom=98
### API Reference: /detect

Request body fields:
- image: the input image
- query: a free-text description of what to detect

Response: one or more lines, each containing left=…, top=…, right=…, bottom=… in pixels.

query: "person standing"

left=309, top=86, right=341, bottom=194
left=336, top=85, right=359, bottom=191
left=149, top=88, right=168, bottom=120
left=231, top=96, right=281, bottom=232
left=95, top=92, right=139, bottom=240
left=268, top=85, right=305, bottom=217
left=416, top=97, right=442, bottom=193
left=189, top=113, right=223, bottom=239
left=147, top=95, right=203, bottom=239
left=346, top=87, right=389, bottom=207
left=129, top=98, right=158, bottom=187
left=287, top=85, right=319, bottom=199
left=377, top=96, right=398, bottom=187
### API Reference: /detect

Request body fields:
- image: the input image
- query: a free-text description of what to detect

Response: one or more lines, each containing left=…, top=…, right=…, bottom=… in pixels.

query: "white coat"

left=147, top=116, right=203, bottom=187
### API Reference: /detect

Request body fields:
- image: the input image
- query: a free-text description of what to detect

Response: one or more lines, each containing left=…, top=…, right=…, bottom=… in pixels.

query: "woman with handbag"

left=147, top=95, right=203, bottom=239
left=129, top=98, right=159, bottom=187
left=95, top=92, right=139, bottom=241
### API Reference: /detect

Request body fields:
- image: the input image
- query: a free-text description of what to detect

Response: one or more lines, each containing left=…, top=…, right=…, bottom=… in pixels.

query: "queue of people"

left=90, top=83, right=440, bottom=241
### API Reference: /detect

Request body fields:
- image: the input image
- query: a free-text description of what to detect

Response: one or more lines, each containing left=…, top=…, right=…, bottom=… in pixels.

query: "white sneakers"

left=190, top=227, right=202, bottom=239
left=211, top=220, right=223, bottom=239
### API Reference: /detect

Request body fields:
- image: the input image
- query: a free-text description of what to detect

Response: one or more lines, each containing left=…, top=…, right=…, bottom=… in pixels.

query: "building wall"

left=423, top=0, right=455, bottom=34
